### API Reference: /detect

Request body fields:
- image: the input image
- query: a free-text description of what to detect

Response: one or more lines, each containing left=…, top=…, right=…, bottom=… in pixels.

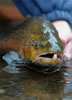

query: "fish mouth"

left=35, top=53, right=63, bottom=61
left=28, top=53, right=63, bottom=74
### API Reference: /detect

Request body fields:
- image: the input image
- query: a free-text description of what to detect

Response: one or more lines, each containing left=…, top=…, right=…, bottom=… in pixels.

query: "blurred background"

left=0, top=0, right=24, bottom=20
left=0, top=0, right=14, bottom=5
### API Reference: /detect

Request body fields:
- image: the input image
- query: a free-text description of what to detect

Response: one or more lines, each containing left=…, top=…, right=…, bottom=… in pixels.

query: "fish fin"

left=2, top=51, right=27, bottom=66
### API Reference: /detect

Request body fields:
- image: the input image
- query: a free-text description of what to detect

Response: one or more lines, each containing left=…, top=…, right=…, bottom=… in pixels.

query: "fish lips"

left=27, top=53, right=63, bottom=74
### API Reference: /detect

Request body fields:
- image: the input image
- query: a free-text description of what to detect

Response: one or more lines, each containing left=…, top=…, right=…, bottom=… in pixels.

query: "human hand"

left=52, top=20, right=72, bottom=60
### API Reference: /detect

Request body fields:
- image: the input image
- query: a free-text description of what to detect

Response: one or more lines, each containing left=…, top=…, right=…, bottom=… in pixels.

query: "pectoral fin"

left=2, top=51, right=27, bottom=66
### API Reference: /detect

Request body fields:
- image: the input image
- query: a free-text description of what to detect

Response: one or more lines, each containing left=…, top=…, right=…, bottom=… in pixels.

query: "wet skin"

left=0, top=17, right=64, bottom=73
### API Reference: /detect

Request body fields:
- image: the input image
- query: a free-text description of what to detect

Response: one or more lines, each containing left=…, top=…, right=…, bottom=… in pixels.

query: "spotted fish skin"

left=0, top=17, right=64, bottom=72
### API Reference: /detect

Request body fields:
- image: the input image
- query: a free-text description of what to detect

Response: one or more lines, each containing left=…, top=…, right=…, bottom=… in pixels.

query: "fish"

left=0, top=17, right=64, bottom=73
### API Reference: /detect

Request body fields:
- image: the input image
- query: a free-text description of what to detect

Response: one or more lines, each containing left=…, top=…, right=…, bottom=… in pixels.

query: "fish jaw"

left=34, top=53, right=63, bottom=65
left=23, top=44, right=63, bottom=74
left=26, top=52, right=63, bottom=74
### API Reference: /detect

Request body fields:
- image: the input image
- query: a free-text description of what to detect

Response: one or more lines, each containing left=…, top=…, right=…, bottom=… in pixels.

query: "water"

left=0, top=20, right=72, bottom=100
left=0, top=58, right=64, bottom=100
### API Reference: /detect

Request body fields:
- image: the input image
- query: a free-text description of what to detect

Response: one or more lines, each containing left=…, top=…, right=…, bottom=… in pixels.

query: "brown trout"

left=0, top=17, right=64, bottom=73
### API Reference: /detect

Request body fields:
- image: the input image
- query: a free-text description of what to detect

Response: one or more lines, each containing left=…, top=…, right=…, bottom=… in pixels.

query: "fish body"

left=0, top=17, right=64, bottom=73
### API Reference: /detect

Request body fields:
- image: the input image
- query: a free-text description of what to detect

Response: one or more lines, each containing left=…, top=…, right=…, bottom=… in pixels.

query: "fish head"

left=23, top=17, right=64, bottom=73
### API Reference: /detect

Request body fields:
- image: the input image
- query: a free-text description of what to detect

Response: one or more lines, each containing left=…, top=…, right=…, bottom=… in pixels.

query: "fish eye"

left=34, top=40, right=38, bottom=48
